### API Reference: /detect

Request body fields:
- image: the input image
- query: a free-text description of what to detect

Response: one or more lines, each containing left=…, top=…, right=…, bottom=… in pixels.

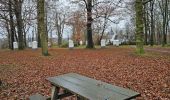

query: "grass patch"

left=132, top=51, right=170, bottom=61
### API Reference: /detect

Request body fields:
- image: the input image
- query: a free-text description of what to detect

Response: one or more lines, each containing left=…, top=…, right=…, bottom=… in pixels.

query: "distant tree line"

left=0, top=0, right=169, bottom=55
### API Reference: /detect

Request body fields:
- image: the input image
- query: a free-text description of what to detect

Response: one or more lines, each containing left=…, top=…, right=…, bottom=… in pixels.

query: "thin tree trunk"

left=50, top=30, right=53, bottom=47
left=38, top=32, right=41, bottom=47
left=55, top=13, right=62, bottom=47
left=6, top=21, right=11, bottom=49
left=165, top=0, right=169, bottom=44
left=86, top=0, right=94, bottom=48
left=23, top=26, right=27, bottom=47
left=150, top=0, right=155, bottom=46
left=147, top=4, right=150, bottom=45
left=14, top=31, right=18, bottom=42
left=162, top=0, right=168, bottom=46
left=99, top=13, right=108, bottom=45
left=9, top=0, right=15, bottom=50
left=144, top=4, right=148, bottom=45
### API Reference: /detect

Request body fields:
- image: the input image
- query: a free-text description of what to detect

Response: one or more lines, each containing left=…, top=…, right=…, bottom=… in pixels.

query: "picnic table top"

left=46, top=73, right=140, bottom=100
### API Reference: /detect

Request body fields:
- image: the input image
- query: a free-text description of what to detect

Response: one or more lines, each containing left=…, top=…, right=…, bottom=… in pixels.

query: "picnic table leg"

left=51, top=86, right=60, bottom=100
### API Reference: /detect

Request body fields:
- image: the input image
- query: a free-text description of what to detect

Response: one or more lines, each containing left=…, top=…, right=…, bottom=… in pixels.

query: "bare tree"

left=55, top=12, right=65, bottom=46
left=93, top=0, right=123, bottom=45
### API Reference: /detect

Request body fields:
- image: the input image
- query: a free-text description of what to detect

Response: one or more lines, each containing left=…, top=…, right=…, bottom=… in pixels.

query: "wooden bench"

left=46, top=73, right=140, bottom=100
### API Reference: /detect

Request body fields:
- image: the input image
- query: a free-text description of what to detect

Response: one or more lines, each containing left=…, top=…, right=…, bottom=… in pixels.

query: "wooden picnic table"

left=46, top=73, right=140, bottom=100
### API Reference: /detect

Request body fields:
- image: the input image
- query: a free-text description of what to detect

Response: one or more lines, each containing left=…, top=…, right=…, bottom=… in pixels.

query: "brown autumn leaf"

left=0, top=47, right=170, bottom=99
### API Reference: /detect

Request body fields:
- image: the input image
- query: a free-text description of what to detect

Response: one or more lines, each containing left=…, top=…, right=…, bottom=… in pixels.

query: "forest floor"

left=0, top=47, right=170, bottom=100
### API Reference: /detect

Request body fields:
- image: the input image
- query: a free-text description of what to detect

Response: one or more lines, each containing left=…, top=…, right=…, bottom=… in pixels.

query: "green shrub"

left=61, top=42, right=68, bottom=48
left=167, top=43, right=170, bottom=46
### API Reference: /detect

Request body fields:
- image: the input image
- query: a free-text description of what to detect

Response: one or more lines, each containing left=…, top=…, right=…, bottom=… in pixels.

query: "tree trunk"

left=86, top=0, right=94, bottom=48
left=57, top=24, right=62, bottom=47
left=37, top=0, right=49, bottom=56
left=50, top=30, right=53, bottom=47
left=6, top=21, right=11, bottom=49
left=55, top=13, right=62, bottom=47
left=58, top=33, right=62, bottom=47
left=9, top=0, right=15, bottom=50
left=150, top=0, right=155, bottom=46
left=23, top=26, right=27, bottom=47
left=156, top=21, right=162, bottom=45
left=38, top=32, right=41, bottom=47
left=45, top=5, right=48, bottom=43
left=14, top=0, right=25, bottom=50
left=99, top=13, right=108, bottom=45
left=165, top=0, right=169, bottom=45
left=135, top=0, right=144, bottom=54
left=162, top=0, right=168, bottom=46
left=143, top=4, right=148, bottom=45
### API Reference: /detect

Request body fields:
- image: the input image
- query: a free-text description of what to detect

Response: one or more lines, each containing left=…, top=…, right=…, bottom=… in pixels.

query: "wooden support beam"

left=58, top=92, right=74, bottom=99
left=51, top=86, right=60, bottom=100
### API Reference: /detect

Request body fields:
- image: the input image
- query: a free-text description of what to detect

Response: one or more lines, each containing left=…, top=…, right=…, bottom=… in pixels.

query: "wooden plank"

left=51, top=86, right=59, bottom=100
left=29, top=94, right=46, bottom=100
left=47, top=73, right=140, bottom=100
left=58, top=92, right=74, bottom=99
left=47, top=76, right=130, bottom=100
left=59, top=75, right=130, bottom=100
left=67, top=73, right=140, bottom=98
left=47, top=77, right=99, bottom=100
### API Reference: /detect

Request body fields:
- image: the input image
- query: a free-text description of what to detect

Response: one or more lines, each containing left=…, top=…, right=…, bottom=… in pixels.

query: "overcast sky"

left=0, top=0, right=131, bottom=39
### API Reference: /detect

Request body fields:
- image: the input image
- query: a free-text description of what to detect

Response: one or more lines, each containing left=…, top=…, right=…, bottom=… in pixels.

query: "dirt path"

left=145, top=47, right=170, bottom=54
